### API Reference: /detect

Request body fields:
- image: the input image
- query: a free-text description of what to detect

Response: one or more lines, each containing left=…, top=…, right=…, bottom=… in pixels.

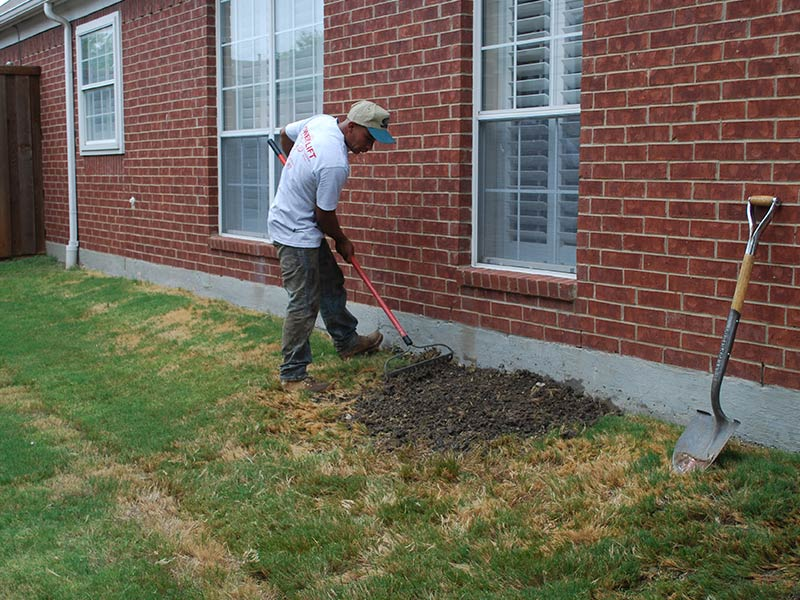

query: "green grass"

left=1, top=256, right=798, bottom=599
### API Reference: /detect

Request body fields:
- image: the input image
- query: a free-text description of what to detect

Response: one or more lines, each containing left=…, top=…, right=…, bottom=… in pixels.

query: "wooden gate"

left=0, top=65, right=44, bottom=259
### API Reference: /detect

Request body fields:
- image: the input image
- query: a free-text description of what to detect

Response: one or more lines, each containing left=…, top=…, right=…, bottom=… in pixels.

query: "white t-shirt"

left=267, top=115, right=350, bottom=248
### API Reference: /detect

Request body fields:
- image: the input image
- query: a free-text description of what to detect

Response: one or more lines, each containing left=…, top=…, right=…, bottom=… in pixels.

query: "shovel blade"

left=672, top=410, right=740, bottom=474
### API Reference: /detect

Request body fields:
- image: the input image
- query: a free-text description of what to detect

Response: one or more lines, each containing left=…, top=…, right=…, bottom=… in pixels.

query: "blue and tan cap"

left=347, top=100, right=396, bottom=144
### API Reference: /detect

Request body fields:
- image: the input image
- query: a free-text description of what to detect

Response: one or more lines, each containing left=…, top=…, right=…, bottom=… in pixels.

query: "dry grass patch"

left=0, top=383, right=44, bottom=412
left=337, top=420, right=679, bottom=565
left=84, top=301, right=118, bottom=316
left=226, top=345, right=282, bottom=369
left=0, top=375, right=279, bottom=600
left=113, top=331, right=145, bottom=353
left=137, top=305, right=281, bottom=372
left=349, top=530, right=406, bottom=579
left=254, top=389, right=356, bottom=444
left=220, top=440, right=258, bottom=463
left=29, top=415, right=83, bottom=443
left=145, top=307, right=197, bottom=343
left=118, top=485, right=237, bottom=573
left=45, top=472, right=87, bottom=500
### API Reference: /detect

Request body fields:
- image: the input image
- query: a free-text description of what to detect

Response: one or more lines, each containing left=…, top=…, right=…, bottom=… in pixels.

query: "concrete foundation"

left=51, top=242, right=799, bottom=453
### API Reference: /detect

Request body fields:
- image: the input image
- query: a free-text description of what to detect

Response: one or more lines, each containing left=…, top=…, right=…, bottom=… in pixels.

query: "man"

left=268, top=100, right=396, bottom=392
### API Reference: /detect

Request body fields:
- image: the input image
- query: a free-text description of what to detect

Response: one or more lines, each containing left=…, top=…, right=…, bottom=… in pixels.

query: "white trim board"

left=0, top=0, right=119, bottom=50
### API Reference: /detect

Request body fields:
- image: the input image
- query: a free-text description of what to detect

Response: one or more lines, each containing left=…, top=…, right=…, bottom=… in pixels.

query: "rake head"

left=384, top=343, right=454, bottom=378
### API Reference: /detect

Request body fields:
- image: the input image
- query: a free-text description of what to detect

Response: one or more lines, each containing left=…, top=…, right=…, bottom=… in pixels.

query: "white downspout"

left=43, top=1, right=78, bottom=268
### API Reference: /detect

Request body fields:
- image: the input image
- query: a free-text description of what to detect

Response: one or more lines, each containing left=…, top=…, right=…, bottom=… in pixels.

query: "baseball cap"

left=347, top=100, right=396, bottom=144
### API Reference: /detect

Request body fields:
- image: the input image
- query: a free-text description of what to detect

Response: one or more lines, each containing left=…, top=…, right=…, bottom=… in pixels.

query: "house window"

left=476, top=0, right=583, bottom=274
left=217, top=0, right=323, bottom=239
left=76, top=12, right=124, bottom=155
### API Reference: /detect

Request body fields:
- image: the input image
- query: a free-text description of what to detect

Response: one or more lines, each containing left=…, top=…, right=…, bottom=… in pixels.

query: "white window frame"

left=472, top=0, right=581, bottom=277
left=215, top=0, right=323, bottom=241
left=75, top=12, right=125, bottom=155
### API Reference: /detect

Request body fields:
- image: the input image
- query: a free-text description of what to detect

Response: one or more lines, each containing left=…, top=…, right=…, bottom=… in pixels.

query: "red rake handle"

left=351, top=257, right=413, bottom=346
left=267, top=137, right=413, bottom=347
left=268, top=138, right=287, bottom=165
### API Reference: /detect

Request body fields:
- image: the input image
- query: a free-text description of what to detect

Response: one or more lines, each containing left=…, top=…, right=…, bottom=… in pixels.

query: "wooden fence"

left=0, top=65, right=44, bottom=259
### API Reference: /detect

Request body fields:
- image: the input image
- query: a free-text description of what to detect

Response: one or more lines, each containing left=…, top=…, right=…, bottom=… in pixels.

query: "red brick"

left=2, top=0, right=797, bottom=394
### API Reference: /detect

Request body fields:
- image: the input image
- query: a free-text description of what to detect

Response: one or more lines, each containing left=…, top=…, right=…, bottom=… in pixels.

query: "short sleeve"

left=284, top=117, right=312, bottom=142
left=315, top=167, right=349, bottom=212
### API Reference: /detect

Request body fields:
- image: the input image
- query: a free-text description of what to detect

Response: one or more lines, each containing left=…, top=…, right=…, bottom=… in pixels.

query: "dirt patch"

left=334, top=359, right=622, bottom=452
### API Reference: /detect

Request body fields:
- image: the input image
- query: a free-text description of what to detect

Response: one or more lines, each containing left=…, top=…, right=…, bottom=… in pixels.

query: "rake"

left=267, top=137, right=454, bottom=377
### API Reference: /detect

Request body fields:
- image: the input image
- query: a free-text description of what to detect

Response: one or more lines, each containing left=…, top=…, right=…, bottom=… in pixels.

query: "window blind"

left=478, top=0, right=582, bottom=272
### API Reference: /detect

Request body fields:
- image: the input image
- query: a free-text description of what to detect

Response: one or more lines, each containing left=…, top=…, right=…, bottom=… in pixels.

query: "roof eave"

left=0, top=1, right=47, bottom=30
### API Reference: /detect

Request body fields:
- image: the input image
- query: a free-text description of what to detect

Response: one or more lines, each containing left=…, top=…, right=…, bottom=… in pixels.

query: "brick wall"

left=0, top=0, right=282, bottom=285
left=80, top=0, right=229, bottom=276
left=1, top=0, right=797, bottom=390
left=324, top=0, right=475, bottom=323
left=327, top=0, right=799, bottom=389
left=580, top=0, right=800, bottom=387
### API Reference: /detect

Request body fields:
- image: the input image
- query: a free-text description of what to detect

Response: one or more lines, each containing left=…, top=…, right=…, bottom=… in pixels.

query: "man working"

left=268, top=100, right=396, bottom=392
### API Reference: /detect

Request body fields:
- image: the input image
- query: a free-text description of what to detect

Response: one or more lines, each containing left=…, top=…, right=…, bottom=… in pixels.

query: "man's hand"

left=315, top=207, right=354, bottom=262
left=335, top=238, right=355, bottom=263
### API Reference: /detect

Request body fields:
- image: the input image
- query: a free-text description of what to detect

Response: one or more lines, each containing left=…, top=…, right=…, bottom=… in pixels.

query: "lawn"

left=1, top=256, right=798, bottom=599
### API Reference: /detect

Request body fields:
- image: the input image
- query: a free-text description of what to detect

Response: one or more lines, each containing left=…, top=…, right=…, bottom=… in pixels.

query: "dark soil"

left=334, top=358, right=621, bottom=452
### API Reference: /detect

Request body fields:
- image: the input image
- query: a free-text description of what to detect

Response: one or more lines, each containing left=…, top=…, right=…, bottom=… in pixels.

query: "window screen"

left=218, top=0, right=323, bottom=238
left=477, top=0, right=582, bottom=273
left=76, top=12, right=124, bottom=155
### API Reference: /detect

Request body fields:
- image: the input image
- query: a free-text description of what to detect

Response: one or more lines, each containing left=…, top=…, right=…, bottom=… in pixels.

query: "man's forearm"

left=315, top=208, right=347, bottom=243
left=316, top=207, right=354, bottom=261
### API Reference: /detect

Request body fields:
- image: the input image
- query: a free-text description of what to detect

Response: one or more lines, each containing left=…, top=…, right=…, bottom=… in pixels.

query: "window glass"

left=221, top=137, right=270, bottom=236
left=477, top=0, right=582, bottom=273
left=80, top=28, right=114, bottom=84
left=218, top=0, right=323, bottom=238
left=76, top=13, right=124, bottom=154
left=479, top=115, right=579, bottom=270
left=85, top=87, right=115, bottom=141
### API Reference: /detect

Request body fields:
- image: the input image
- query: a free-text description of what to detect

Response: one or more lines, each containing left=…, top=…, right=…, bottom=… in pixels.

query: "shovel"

left=672, top=195, right=780, bottom=474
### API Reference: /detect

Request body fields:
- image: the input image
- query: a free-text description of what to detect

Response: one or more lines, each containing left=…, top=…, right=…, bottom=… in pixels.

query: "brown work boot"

left=339, top=331, right=383, bottom=359
left=280, top=377, right=331, bottom=393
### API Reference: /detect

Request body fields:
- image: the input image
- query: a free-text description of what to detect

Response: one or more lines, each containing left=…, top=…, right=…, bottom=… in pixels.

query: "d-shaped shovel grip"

left=748, top=195, right=776, bottom=207
left=732, top=195, right=780, bottom=312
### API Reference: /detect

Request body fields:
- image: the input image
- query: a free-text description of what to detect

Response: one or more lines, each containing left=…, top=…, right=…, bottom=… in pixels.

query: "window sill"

left=209, top=235, right=277, bottom=258
left=79, top=147, right=125, bottom=156
left=456, top=266, right=577, bottom=302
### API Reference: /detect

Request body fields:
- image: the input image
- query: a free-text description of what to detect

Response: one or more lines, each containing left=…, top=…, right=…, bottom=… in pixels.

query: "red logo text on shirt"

left=301, top=128, right=317, bottom=159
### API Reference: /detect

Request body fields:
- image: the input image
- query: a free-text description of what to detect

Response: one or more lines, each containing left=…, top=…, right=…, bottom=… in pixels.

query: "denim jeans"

left=274, top=240, right=359, bottom=381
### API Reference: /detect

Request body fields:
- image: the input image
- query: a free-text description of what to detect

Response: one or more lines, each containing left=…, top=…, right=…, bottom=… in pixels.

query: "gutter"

left=43, top=1, right=78, bottom=268
left=0, top=1, right=44, bottom=24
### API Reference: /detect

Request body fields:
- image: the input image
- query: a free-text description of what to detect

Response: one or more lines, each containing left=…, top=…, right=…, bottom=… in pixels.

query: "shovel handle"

left=748, top=195, right=776, bottom=207
left=351, top=257, right=413, bottom=346
left=744, top=195, right=780, bottom=255
left=731, top=254, right=754, bottom=313
left=734, top=195, right=780, bottom=310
